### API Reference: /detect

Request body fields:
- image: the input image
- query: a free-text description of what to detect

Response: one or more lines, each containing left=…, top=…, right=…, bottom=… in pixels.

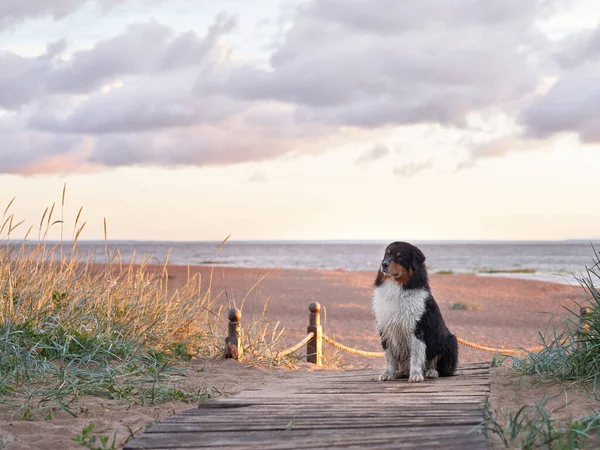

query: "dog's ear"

left=411, top=247, right=426, bottom=271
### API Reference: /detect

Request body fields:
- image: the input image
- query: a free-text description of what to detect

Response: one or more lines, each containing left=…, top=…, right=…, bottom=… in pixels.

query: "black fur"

left=379, top=330, right=388, bottom=351
left=414, top=294, right=459, bottom=377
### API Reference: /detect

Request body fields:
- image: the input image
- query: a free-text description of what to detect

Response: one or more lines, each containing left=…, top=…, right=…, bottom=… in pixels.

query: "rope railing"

left=224, top=303, right=592, bottom=365
left=277, top=332, right=315, bottom=357
left=322, top=334, right=384, bottom=358
left=455, top=338, right=545, bottom=356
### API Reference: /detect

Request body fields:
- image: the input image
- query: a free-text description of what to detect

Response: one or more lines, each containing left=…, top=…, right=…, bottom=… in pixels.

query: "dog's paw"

left=425, top=369, right=439, bottom=379
left=379, top=371, right=396, bottom=382
left=408, top=371, right=425, bottom=383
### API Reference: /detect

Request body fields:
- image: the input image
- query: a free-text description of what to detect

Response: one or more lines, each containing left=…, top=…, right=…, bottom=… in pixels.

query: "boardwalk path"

left=126, top=362, right=490, bottom=449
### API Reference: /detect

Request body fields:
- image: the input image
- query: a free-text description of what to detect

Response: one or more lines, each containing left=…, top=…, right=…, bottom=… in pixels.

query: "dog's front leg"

left=408, top=336, right=426, bottom=383
left=379, top=348, right=398, bottom=381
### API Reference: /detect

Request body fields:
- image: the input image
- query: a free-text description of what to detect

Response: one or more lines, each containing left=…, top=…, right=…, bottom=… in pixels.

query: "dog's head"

left=379, top=241, right=426, bottom=285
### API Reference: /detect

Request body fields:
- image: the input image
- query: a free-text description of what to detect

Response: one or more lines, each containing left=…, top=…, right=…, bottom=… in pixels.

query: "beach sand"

left=1, top=266, right=585, bottom=449
left=165, top=265, right=584, bottom=365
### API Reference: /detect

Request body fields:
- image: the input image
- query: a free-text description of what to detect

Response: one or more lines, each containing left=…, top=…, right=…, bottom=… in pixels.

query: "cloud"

left=49, top=17, right=236, bottom=95
left=3, top=0, right=597, bottom=175
left=248, top=171, right=268, bottom=182
left=216, top=0, right=544, bottom=128
left=0, top=0, right=160, bottom=29
left=0, top=17, right=236, bottom=111
left=393, top=161, right=433, bottom=178
left=0, top=128, right=85, bottom=174
left=356, top=143, right=390, bottom=164
left=522, top=25, right=600, bottom=142
left=31, top=71, right=242, bottom=134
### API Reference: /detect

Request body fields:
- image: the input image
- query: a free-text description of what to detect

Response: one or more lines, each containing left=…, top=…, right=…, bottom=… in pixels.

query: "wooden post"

left=307, top=302, right=323, bottom=366
left=224, top=308, right=242, bottom=360
left=576, top=306, right=591, bottom=349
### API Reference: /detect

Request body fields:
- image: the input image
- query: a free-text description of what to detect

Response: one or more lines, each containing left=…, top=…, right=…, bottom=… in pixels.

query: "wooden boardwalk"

left=126, top=362, right=490, bottom=449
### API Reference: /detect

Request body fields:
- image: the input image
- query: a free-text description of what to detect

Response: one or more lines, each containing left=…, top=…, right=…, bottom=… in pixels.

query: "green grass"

left=74, top=423, right=119, bottom=450
left=483, top=396, right=600, bottom=449
left=436, top=270, right=455, bottom=275
left=483, top=248, right=600, bottom=448
left=449, top=301, right=481, bottom=311
left=511, top=249, right=600, bottom=382
left=0, top=191, right=307, bottom=428
left=479, top=268, right=537, bottom=274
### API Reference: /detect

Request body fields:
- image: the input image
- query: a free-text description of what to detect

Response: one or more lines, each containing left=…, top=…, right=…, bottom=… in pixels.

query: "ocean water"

left=22, top=240, right=600, bottom=285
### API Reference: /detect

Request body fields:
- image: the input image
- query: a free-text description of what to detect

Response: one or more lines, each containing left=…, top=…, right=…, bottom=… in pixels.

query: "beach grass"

left=483, top=248, right=600, bottom=448
left=479, top=268, right=537, bottom=274
left=483, top=396, right=600, bottom=449
left=511, top=249, right=600, bottom=382
left=0, top=193, right=316, bottom=427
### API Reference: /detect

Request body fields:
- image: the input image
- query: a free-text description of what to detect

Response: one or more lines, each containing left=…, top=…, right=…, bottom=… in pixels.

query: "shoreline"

left=185, top=262, right=578, bottom=285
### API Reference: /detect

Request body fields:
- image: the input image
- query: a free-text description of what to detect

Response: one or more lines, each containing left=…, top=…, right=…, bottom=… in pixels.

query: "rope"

left=456, top=338, right=545, bottom=356
left=277, top=332, right=315, bottom=357
left=273, top=333, right=548, bottom=359
left=323, top=334, right=546, bottom=357
left=322, top=334, right=385, bottom=357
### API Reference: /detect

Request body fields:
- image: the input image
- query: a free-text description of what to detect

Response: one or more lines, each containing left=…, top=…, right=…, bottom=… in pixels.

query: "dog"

left=372, top=241, right=458, bottom=382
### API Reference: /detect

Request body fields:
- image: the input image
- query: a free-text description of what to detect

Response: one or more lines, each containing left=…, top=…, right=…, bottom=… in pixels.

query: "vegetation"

left=479, top=268, right=537, bottom=274
left=483, top=248, right=600, bottom=448
left=512, top=250, right=600, bottom=382
left=449, top=301, right=481, bottom=311
left=483, top=396, right=600, bottom=449
left=0, top=191, right=314, bottom=446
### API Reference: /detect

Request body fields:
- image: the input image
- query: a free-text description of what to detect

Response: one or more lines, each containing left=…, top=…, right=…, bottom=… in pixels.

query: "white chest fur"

left=372, top=279, right=428, bottom=349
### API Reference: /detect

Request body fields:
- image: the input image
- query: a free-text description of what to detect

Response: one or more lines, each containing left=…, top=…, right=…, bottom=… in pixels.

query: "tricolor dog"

left=372, top=241, right=458, bottom=382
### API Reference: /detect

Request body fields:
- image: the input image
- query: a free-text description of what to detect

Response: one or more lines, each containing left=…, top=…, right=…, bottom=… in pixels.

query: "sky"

left=1, top=0, right=600, bottom=242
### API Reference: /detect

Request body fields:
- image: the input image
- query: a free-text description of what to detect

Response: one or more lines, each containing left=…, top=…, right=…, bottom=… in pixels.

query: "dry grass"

left=0, top=191, right=330, bottom=423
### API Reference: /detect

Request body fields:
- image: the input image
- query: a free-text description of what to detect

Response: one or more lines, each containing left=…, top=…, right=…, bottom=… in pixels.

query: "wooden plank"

left=147, top=419, right=483, bottom=433
left=126, top=436, right=486, bottom=450
left=126, top=425, right=485, bottom=449
left=125, top=364, right=490, bottom=449
left=169, top=411, right=483, bottom=421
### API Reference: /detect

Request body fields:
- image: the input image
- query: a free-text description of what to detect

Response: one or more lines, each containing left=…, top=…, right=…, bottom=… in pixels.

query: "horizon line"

left=10, top=238, right=600, bottom=245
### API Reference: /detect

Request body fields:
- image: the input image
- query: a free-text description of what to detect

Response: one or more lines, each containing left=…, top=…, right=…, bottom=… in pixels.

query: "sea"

left=19, top=240, right=600, bottom=286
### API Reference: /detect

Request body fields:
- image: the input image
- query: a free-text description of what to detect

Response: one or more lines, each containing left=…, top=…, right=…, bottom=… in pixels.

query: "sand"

left=1, top=266, right=586, bottom=449
left=165, top=265, right=584, bottom=365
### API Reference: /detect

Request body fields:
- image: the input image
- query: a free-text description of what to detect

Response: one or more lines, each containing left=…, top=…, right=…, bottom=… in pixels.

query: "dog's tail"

left=438, top=334, right=458, bottom=377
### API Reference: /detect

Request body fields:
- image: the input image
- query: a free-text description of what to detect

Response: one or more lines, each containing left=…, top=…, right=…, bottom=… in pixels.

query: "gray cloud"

left=87, top=120, right=298, bottom=168
left=0, top=0, right=159, bottom=29
left=522, top=25, right=600, bottom=142
left=0, top=130, right=83, bottom=173
left=215, top=0, right=544, bottom=128
left=456, top=137, right=521, bottom=170
left=31, top=71, right=242, bottom=134
left=393, top=161, right=433, bottom=178
left=356, top=143, right=390, bottom=164
left=2, top=0, right=595, bottom=175
left=48, top=16, right=236, bottom=95
left=0, top=17, right=236, bottom=111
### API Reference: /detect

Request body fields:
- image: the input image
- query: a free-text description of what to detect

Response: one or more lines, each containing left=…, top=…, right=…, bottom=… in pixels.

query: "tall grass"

left=0, top=194, right=301, bottom=417
left=483, top=248, right=600, bottom=448
left=483, top=396, right=600, bottom=449
left=512, top=247, right=600, bottom=381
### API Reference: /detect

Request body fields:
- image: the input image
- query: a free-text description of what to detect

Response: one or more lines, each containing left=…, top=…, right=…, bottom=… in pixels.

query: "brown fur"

left=386, top=262, right=413, bottom=285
